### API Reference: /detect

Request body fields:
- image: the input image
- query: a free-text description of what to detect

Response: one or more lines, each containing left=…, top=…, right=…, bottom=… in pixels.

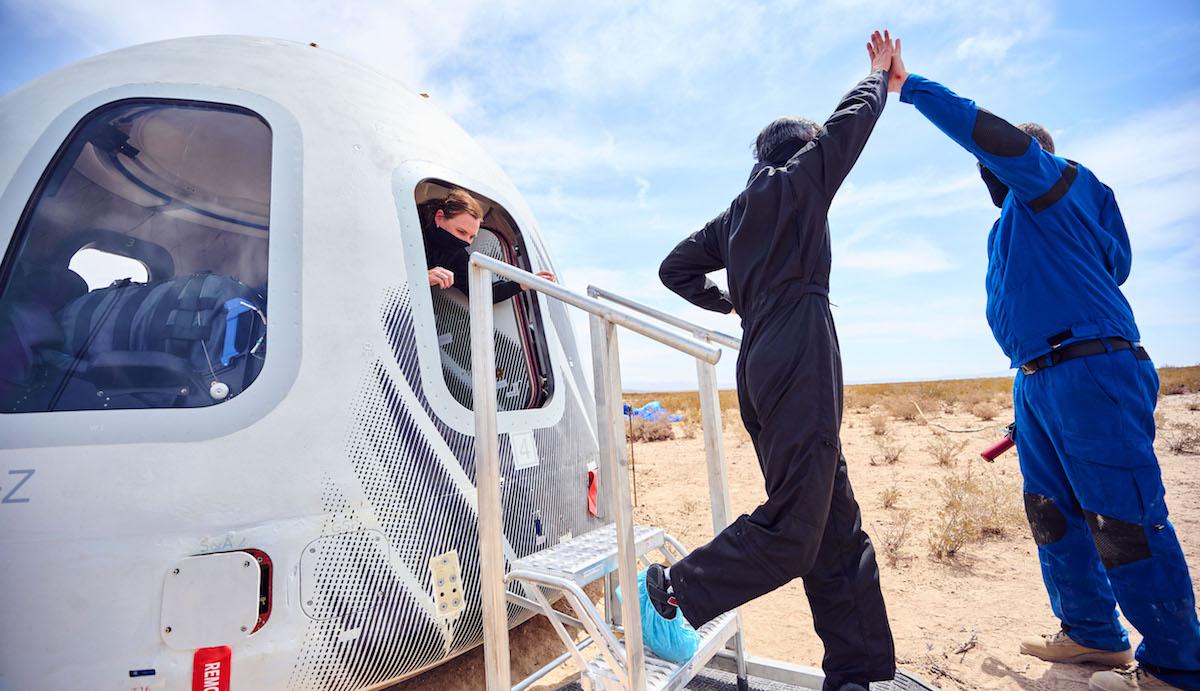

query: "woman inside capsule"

left=422, top=187, right=556, bottom=301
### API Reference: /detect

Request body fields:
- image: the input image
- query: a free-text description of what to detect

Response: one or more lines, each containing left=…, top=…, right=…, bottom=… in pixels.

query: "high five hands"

left=866, top=29, right=909, bottom=93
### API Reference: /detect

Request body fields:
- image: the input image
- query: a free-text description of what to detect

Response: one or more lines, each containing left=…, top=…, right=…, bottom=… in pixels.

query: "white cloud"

left=955, top=31, right=1025, bottom=62
left=1068, top=98, right=1200, bottom=249
left=10, top=0, right=1195, bottom=386
left=635, top=177, right=650, bottom=208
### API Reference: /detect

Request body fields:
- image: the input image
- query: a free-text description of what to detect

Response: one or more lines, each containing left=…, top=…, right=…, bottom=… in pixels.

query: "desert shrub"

left=928, top=463, right=1024, bottom=558
left=925, top=433, right=968, bottom=467
left=677, top=419, right=700, bottom=440
left=870, top=434, right=903, bottom=466
left=879, top=485, right=901, bottom=509
left=881, top=510, right=913, bottom=567
left=883, top=397, right=919, bottom=422
left=722, top=408, right=750, bottom=444
left=1164, top=423, right=1200, bottom=455
left=870, top=413, right=889, bottom=436
left=1188, top=401, right=1200, bottom=412
left=971, top=402, right=999, bottom=421
left=626, top=417, right=673, bottom=442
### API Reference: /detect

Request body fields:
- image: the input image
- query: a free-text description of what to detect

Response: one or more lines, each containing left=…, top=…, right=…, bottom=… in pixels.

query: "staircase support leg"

left=590, top=314, right=646, bottom=690
left=470, top=262, right=511, bottom=691
left=696, top=359, right=750, bottom=685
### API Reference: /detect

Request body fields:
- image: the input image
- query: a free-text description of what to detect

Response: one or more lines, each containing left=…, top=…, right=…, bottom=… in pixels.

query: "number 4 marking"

left=3, top=469, right=34, bottom=504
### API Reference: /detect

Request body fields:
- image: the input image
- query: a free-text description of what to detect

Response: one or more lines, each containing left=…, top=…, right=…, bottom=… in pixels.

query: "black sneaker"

left=646, top=564, right=678, bottom=620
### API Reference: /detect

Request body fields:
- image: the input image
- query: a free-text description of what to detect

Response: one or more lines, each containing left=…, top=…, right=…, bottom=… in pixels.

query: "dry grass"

left=625, top=417, right=673, bottom=443
left=1159, top=366, right=1200, bottom=396
left=880, top=510, right=913, bottom=567
left=870, top=413, right=889, bottom=436
left=925, top=433, right=969, bottom=467
left=883, top=396, right=921, bottom=422
left=722, top=408, right=751, bottom=443
left=870, top=435, right=904, bottom=466
left=623, top=390, right=739, bottom=420
left=928, top=462, right=1025, bottom=559
left=879, top=485, right=901, bottom=509
left=850, top=377, right=1013, bottom=406
left=624, top=366, right=1195, bottom=427
left=970, top=402, right=999, bottom=421
left=1164, top=423, right=1200, bottom=455
left=677, top=419, right=701, bottom=440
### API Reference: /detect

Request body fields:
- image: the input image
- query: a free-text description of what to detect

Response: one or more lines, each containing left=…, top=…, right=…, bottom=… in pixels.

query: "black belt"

left=742, top=280, right=828, bottom=328
left=1020, top=337, right=1150, bottom=375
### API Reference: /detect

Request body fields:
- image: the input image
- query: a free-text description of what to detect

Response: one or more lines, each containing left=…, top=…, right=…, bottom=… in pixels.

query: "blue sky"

left=2, top=0, right=1198, bottom=389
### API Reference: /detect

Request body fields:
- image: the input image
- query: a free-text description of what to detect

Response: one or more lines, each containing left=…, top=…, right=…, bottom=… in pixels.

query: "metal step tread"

left=586, top=611, right=739, bottom=691
left=560, top=666, right=937, bottom=691
left=512, top=524, right=665, bottom=586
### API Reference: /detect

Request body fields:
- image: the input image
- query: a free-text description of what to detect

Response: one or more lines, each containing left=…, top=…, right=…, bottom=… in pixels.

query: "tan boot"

left=1089, top=663, right=1181, bottom=690
left=1019, top=628, right=1134, bottom=665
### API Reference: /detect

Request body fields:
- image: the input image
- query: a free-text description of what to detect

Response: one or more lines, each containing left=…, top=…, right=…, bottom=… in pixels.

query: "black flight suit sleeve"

left=898, top=74, right=1064, bottom=205
left=658, top=209, right=734, bottom=314
left=785, top=69, right=889, bottom=201
left=448, top=250, right=524, bottom=304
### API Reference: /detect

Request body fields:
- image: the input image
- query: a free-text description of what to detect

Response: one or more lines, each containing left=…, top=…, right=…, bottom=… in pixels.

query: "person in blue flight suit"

left=646, top=33, right=900, bottom=691
left=886, top=37, right=1200, bottom=691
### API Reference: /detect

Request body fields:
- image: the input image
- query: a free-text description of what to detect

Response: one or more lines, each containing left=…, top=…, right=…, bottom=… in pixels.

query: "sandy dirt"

left=396, top=391, right=1200, bottom=691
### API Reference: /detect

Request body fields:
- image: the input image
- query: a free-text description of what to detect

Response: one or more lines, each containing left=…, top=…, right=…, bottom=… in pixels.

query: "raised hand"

left=887, top=37, right=908, bottom=92
left=866, top=30, right=895, bottom=74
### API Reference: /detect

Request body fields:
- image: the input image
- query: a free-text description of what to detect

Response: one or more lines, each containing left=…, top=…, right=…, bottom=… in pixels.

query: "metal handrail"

left=587, top=285, right=741, bottom=351
left=468, top=252, right=746, bottom=691
left=471, top=253, right=721, bottom=364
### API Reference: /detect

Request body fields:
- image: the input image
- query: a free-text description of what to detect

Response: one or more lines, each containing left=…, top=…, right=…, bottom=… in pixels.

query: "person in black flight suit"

left=643, top=32, right=899, bottom=691
left=421, top=187, right=555, bottom=301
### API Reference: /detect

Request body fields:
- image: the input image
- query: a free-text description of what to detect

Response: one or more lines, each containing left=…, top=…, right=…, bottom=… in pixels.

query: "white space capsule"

left=0, top=35, right=600, bottom=690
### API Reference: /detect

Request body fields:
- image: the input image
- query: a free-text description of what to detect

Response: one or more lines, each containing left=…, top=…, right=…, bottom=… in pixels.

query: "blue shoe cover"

left=616, top=569, right=700, bottom=663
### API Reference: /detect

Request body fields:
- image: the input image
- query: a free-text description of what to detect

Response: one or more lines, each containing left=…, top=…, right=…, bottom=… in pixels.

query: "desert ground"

left=397, top=367, right=1200, bottom=691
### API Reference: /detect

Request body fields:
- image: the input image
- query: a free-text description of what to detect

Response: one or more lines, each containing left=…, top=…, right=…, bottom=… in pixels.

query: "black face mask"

left=427, top=224, right=471, bottom=253
left=979, top=164, right=1009, bottom=208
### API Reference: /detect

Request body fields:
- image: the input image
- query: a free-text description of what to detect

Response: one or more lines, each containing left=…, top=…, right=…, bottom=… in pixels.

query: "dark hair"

left=1017, top=122, right=1054, bottom=154
left=439, top=188, right=484, bottom=220
left=754, top=116, right=821, bottom=163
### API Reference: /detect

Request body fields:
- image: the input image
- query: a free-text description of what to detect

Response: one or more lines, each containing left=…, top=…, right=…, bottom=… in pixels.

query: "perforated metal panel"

left=286, top=283, right=603, bottom=690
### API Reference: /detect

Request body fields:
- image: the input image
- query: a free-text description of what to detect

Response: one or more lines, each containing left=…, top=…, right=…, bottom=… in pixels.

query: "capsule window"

left=414, top=180, right=553, bottom=412
left=0, top=98, right=272, bottom=412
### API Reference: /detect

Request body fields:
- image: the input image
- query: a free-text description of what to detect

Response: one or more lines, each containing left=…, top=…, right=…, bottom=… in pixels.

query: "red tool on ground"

left=981, top=422, right=1016, bottom=462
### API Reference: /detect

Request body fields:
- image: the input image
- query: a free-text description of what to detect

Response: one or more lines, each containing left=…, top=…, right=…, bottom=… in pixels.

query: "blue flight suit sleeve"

left=658, top=210, right=734, bottom=314
left=785, top=69, right=889, bottom=202
left=899, top=74, right=1064, bottom=206
left=1098, top=188, right=1132, bottom=285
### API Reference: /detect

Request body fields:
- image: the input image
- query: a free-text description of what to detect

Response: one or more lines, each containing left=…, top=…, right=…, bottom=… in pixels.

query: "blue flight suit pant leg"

left=1014, top=348, right=1200, bottom=688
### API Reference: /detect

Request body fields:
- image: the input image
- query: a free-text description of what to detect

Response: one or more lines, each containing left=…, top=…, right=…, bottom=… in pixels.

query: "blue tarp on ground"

left=624, top=401, right=682, bottom=422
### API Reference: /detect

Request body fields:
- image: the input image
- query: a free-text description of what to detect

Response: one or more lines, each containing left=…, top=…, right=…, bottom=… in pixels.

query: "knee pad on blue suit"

left=1083, top=511, right=1152, bottom=569
left=1024, top=493, right=1068, bottom=546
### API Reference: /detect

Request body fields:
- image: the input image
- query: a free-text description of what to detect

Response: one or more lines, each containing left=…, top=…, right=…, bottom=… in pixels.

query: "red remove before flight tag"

left=192, top=646, right=232, bottom=691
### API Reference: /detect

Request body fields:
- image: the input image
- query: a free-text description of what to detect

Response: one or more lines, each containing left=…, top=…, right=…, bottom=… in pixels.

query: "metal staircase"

left=465, top=255, right=933, bottom=691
